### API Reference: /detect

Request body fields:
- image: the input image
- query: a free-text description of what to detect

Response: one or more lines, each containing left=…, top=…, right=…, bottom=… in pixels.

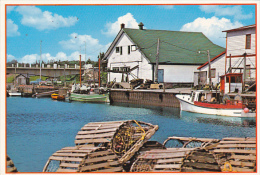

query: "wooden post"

left=229, top=54, right=231, bottom=73
left=154, top=38, right=160, bottom=83
left=207, top=50, right=212, bottom=86
left=79, top=55, right=82, bottom=87
left=243, top=53, right=247, bottom=92
left=99, top=58, right=101, bottom=87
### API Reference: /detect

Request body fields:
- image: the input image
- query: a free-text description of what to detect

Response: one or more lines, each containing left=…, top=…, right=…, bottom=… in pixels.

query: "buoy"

left=244, top=108, right=249, bottom=113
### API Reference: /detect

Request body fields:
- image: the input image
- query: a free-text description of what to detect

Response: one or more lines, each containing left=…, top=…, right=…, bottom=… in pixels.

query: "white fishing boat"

left=176, top=90, right=255, bottom=117
left=8, top=88, right=22, bottom=96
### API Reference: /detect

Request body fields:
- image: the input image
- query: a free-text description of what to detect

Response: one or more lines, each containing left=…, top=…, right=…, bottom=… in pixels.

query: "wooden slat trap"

left=130, top=136, right=219, bottom=172
left=213, top=137, right=256, bottom=172
left=181, top=149, right=221, bottom=172
left=6, top=155, right=18, bottom=173
left=43, top=120, right=158, bottom=172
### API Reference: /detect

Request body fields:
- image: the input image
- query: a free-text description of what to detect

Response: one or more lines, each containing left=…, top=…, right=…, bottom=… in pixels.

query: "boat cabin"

left=220, top=73, right=243, bottom=94
left=191, top=90, right=220, bottom=103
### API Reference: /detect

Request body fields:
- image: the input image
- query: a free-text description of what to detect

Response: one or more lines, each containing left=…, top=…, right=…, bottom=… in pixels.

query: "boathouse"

left=197, top=24, right=256, bottom=92
left=15, top=74, right=29, bottom=85
left=103, top=23, right=225, bottom=86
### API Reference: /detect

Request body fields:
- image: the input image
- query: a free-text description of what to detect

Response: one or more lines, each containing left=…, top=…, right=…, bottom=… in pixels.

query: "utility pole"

left=207, top=50, right=212, bottom=86
left=79, top=54, right=82, bottom=87
left=154, top=38, right=160, bottom=83
left=243, top=53, right=247, bottom=92
left=40, top=40, right=42, bottom=80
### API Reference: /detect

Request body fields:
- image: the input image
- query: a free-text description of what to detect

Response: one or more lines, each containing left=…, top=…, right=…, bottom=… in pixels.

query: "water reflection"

left=180, top=111, right=256, bottom=127
left=111, top=102, right=181, bottom=119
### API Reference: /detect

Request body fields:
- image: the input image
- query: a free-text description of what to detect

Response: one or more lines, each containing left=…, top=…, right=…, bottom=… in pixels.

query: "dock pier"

left=109, top=88, right=192, bottom=108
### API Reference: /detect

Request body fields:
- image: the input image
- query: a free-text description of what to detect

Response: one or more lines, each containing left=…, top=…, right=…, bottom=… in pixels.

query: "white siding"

left=199, top=54, right=226, bottom=85
left=107, top=33, right=152, bottom=82
left=159, top=65, right=199, bottom=83
left=226, top=28, right=255, bottom=56
left=226, top=27, right=256, bottom=80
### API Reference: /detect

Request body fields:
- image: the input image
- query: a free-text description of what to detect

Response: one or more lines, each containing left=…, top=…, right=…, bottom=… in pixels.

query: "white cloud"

left=158, top=5, right=174, bottom=10
left=200, top=5, right=252, bottom=20
left=7, top=54, right=16, bottom=62
left=59, top=33, right=110, bottom=60
left=7, top=6, right=16, bottom=13
left=180, top=16, right=243, bottom=47
left=15, top=6, right=78, bottom=31
left=102, top=13, right=139, bottom=36
left=7, top=19, right=20, bottom=37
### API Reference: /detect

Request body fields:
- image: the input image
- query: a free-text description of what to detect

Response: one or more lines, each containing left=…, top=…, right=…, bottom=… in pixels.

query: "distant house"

left=196, top=51, right=226, bottom=86
left=15, top=74, right=29, bottom=85
left=103, top=23, right=225, bottom=86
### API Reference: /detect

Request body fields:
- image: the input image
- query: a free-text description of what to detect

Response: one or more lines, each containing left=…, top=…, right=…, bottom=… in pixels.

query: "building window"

left=116, top=47, right=120, bottom=53
left=120, top=46, right=122, bottom=55
left=246, top=34, right=251, bottom=49
left=210, top=68, right=216, bottom=78
left=128, top=46, right=130, bottom=55
left=246, top=65, right=251, bottom=78
left=112, top=67, right=119, bottom=71
left=131, top=45, right=137, bottom=51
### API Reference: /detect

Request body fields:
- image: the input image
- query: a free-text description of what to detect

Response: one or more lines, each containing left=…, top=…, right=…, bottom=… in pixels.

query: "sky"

left=6, top=4, right=256, bottom=64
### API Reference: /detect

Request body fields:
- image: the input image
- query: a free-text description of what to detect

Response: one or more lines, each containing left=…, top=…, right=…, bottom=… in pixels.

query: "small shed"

left=220, top=73, right=242, bottom=94
left=15, top=74, right=29, bottom=85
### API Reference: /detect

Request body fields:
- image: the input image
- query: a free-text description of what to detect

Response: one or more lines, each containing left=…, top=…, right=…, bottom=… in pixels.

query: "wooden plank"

left=167, top=136, right=218, bottom=142
left=76, top=132, right=115, bottom=139
left=148, top=148, right=194, bottom=153
left=60, top=163, right=80, bottom=168
left=75, top=138, right=111, bottom=144
left=49, top=156, right=83, bottom=162
left=157, top=158, right=183, bottom=164
left=230, top=155, right=256, bottom=161
left=183, top=162, right=220, bottom=170
left=81, top=125, right=122, bottom=130
left=231, top=167, right=255, bottom=172
left=57, top=149, right=93, bottom=153
left=88, top=150, right=113, bottom=158
left=153, top=170, right=180, bottom=172
left=92, top=166, right=123, bottom=172
left=154, top=164, right=182, bottom=169
left=213, top=149, right=256, bottom=154
left=216, top=144, right=256, bottom=148
left=77, top=128, right=117, bottom=135
left=57, top=168, right=77, bottom=172
left=7, top=167, right=17, bottom=172
left=182, top=168, right=216, bottom=172
left=80, top=161, right=120, bottom=171
left=229, top=160, right=255, bottom=167
left=222, top=137, right=255, bottom=141
left=219, top=140, right=256, bottom=144
left=139, top=152, right=186, bottom=159
left=7, top=159, right=14, bottom=166
left=187, top=155, right=216, bottom=164
left=52, top=152, right=87, bottom=157
left=86, top=121, right=125, bottom=125
left=84, top=154, right=118, bottom=164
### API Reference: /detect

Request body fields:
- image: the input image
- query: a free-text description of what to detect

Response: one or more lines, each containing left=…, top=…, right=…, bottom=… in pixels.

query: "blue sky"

left=6, top=4, right=255, bottom=63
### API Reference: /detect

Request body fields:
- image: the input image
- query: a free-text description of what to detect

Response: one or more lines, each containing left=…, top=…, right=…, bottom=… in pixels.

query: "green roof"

left=123, top=28, right=225, bottom=64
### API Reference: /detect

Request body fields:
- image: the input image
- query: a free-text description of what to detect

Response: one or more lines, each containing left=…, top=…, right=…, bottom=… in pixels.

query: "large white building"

left=103, top=23, right=225, bottom=86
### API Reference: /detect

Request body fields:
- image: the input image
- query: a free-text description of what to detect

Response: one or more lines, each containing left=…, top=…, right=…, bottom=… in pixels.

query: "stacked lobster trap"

left=43, top=120, right=158, bottom=172
left=42, top=120, right=256, bottom=173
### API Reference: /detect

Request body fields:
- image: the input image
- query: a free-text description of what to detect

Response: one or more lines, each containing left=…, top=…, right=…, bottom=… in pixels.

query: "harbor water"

left=7, top=97, right=256, bottom=172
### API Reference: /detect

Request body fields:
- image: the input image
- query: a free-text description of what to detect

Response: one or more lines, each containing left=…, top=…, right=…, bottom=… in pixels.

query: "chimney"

left=121, top=23, right=125, bottom=29
left=138, top=22, right=144, bottom=30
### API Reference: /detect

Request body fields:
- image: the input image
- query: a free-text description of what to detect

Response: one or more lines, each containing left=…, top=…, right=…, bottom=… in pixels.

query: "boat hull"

left=69, top=93, right=109, bottom=103
left=8, top=92, right=22, bottom=96
left=177, top=96, right=254, bottom=117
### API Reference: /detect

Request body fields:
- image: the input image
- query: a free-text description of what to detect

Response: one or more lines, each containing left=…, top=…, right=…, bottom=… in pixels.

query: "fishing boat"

left=69, top=92, right=109, bottom=103
left=176, top=90, right=255, bottom=117
left=51, top=93, right=65, bottom=101
left=8, top=88, right=22, bottom=96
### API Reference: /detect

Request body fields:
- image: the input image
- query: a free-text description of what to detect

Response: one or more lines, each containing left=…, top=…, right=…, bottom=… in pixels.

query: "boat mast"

left=207, top=50, right=212, bottom=86
left=154, top=38, right=160, bottom=83
left=79, top=54, right=82, bottom=87
left=40, top=40, right=42, bottom=80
